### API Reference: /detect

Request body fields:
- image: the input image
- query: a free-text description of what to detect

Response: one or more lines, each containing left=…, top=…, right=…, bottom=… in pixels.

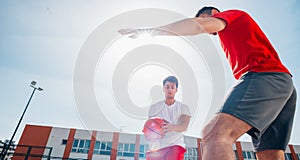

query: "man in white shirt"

left=147, top=76, right=191, bottom=160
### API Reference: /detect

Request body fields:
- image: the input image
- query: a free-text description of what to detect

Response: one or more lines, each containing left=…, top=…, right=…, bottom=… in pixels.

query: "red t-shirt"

left=212, top=10, right=290, bottom=79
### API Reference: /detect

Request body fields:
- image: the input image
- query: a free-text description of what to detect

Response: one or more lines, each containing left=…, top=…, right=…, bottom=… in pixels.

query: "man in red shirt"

left=119, top=6, right=297, bottom=160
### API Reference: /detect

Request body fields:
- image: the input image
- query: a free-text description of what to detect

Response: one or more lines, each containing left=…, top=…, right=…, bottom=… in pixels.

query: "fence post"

left=0, top=143, right=7, bottom=160
left=25, top=146, right=32, bottom=160
left=47, top=147, right=53, bottom=160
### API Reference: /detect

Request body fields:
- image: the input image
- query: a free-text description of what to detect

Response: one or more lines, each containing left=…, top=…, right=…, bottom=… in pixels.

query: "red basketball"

left=142, top=117, right=166, bottom=141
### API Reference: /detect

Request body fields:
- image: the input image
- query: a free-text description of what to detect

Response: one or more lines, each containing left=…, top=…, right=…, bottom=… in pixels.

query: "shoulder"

left=175, top=101, right=191, bottom=116
left=213, top=9, right=249, bottom=17
left=175, top=101, right=189, bottom=108
left=212, top=9, right=251, bottom=28
left=220, top=9, right=247, bottom=15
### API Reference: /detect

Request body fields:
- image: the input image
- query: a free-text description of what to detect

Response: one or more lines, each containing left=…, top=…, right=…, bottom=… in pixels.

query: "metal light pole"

left=1, top=81, right=43, bottom=160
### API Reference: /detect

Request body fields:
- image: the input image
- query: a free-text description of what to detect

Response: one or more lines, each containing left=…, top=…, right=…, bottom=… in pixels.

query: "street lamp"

left=0, top=81, right=43, bottom=159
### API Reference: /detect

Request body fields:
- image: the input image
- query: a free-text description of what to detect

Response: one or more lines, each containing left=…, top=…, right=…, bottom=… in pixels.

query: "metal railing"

left=0, top=141, right=52, bottom=160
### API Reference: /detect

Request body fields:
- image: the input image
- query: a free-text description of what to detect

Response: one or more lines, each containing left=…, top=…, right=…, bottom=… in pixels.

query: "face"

left=163, top=81, right=178, bottom=99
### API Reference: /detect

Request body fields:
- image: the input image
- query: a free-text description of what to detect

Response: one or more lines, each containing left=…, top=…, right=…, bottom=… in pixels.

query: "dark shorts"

left=220, top=72, right=297, bottom=152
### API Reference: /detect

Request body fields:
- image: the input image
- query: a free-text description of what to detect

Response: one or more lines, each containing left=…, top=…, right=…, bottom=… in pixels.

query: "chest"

left=158, top=106, right=181, bottom=122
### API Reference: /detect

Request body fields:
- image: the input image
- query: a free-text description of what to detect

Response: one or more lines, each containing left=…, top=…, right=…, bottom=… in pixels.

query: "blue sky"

left=1, top=0, right=300, bottom=145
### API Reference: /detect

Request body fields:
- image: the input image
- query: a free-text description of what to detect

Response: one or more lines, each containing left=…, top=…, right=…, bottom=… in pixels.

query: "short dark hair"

left=195, top=6, right=220, bottom=17
left=163, top=76, right=178, bottom=88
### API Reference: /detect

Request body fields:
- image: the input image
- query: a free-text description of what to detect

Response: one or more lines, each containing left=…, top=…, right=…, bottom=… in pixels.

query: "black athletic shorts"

left=220, top=72, right=297, bottom=152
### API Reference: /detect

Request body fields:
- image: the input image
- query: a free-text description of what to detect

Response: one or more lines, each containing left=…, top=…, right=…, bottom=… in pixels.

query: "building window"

left=71, top=139, right=90, bottom=154
left=184, top=147, right=198, bottom=160
left=61, top=139, right=67, bottom=145
left=93, top=141, right=112, bottom=155
left=139, top=144, right=149, bottom=158
left=243, top=151, right=257, bottom=160
left=117, top=143, right=135, bottom=157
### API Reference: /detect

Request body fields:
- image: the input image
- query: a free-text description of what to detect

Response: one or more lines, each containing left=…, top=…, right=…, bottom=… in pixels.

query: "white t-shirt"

left=148, top=100, right=191, bottom=150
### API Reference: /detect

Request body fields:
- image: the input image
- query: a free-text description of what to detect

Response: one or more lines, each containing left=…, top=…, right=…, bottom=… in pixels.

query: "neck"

left=165, top=98, right=175, bottom=106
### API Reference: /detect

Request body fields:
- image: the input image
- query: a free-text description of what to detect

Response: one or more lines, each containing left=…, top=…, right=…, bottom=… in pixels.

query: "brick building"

left=11, top=124, right=300, bottom=160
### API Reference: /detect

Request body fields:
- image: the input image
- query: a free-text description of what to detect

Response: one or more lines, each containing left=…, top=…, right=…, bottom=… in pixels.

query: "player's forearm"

left=174, top=122, right=189, bottom=132
left=173, top=115, right=190, bottom=132
left=154, top=18, right=207, bottom=36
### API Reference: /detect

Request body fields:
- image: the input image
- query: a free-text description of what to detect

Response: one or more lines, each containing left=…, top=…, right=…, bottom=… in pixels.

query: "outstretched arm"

left=119, top=17, right=226, bottom=38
